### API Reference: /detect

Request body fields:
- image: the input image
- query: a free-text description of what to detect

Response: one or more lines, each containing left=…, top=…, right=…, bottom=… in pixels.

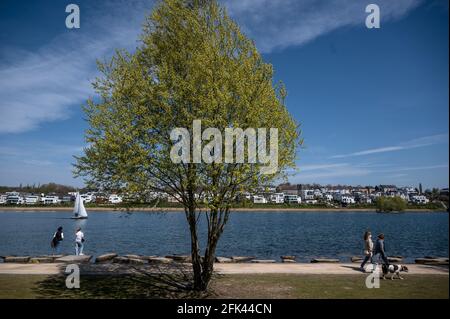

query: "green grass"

left=0, top=274, right=448, bottom=299
left=211, top=274, right=449, bottom=299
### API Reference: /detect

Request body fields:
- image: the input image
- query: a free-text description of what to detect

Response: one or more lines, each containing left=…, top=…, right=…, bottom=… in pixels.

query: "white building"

left=324, top=194, right=333, bottom=202
left=25, top=195, right=40, bottom=205
left=40, top=196, right=61, bottom=205
left=340, top=195, right=356, bottom=205
left=410, top=195, right=429, bottom=204
left=253, top=195, right=268, bottom=204
left=6, top=193, right=24, bottom=205
left=300, top=190, right=314, bottom=201
left=269, top=193, right=285, bottom=204
left=284, top=194, right=301, bottom=204
left=80, top=193, right=95, bottom=203
left=108, top=194, right=123, bottom=204
left=0, top=195, right=7, bottom=204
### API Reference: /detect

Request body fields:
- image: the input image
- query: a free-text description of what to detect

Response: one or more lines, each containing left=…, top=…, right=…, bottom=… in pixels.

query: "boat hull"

left=71, top=217, right=88, bottom=220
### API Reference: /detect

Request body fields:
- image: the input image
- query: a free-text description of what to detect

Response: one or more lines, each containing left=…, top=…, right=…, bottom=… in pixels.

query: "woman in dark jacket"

left=51, top=226, right=64, bottom=254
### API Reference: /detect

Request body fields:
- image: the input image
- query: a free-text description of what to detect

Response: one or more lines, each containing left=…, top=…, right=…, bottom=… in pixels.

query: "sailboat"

left=72, top=192, right=88, bottom=219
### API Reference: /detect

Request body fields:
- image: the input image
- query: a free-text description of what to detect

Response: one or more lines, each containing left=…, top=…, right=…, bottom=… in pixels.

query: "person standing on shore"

left=75, top=227, right=85, bottom=256
left=373, top=233, right=389, bottom=266
left=360, top=231, right=373, bottom=272
left=51, top=226, right=64, bottom=255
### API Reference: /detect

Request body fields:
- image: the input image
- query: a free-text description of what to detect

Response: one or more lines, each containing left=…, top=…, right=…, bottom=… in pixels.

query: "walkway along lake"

left=0, top=211, right=448, bottom=262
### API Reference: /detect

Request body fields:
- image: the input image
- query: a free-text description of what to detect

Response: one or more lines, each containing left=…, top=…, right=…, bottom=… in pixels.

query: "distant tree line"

left=0, top=183, right=77, bottom=195
left=376, top=196, right=407, bottom=212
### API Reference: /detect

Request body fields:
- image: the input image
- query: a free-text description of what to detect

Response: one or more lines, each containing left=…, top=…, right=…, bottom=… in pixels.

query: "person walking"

left=373, top=233, right=389, bottom=266
left=75, top=227, right=85, bottom=256
left=51, top=226, right=64, bottom=255
left=360, top=231, right=373, bottom=272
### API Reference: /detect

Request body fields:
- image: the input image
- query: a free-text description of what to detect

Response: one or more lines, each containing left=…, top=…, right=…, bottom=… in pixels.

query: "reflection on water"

left=0, top=211, right=448, bottom=262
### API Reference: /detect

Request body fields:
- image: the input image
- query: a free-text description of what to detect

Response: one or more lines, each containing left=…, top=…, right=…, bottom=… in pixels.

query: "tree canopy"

left=74, top=0, right=301, bottom=290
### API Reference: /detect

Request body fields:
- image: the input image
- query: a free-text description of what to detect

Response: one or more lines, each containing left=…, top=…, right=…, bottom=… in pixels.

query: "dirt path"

left=0, top=262, right=447, bottom=275
left=214, top=263, right=449, bottom=275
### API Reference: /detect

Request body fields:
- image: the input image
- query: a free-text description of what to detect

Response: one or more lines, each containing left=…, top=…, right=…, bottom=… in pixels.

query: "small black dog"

left=381, top=264, right=409, bottom=280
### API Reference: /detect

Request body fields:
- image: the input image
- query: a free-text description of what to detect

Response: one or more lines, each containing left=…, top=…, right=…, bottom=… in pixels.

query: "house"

left=277, top=183, right=299, bottom=196
left=6, top=192, right=24, bottom=205
left=24, top=195, right=40, bottom=205
left=0, top=194, right=6, bottom=204
left=269, top=193, right=285, bottom=204
left=410, top=195, right=429, bottom=204
left=40, top=196, right=61, bottom=205
left=108, top=194, right=123, bottom=204
left=340, top=195, right=355, bottom=205
left=324, top=194, right=333, bottom=202
left=300, top=190, right=314, bottom=201
left=253, top=195, right=268, bottom=204
left=284, top=194, right=301, bottom=204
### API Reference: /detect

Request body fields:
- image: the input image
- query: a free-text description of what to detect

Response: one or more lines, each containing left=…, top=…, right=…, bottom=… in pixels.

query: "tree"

left=74, top=0, right=300, bottom=291
left=376, top=196, right=407, bottom=212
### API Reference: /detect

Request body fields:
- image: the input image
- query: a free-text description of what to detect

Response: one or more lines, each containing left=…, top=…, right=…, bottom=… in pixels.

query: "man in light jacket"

left=373, top=233, right=389, bottom=266
left=75, top=227, right=85, bottom=256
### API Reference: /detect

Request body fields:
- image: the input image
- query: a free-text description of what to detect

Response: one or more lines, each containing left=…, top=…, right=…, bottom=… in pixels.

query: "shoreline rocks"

left=281, top=256, right=296, bottom=263
left=251, top=259, right=276, bottom=263
left=387, top=257, right=403, bottom=263
left=215, top=257, right=233, bottom=263
left=311, top=258, right=340, bottom=263
left=30, top=257, right=54, bottom=263
left=231, top=256, right=255, bottom=263
left=148, top=257, right=173, bottom=264
left=351, top=257, right=363, bottom=263
left=3, top=256, right=31, bottom=263
left=95, top=253, right=118, bottom=263
left=112, top=256, right=146, bottom=265
left=415, top=257, right=449, bottom=265
left=165, top=255, right=192, bottom=263
left=55, top=255, right=92, bottom=263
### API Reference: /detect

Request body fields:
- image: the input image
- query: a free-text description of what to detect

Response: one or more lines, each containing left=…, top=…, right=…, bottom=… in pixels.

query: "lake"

left=0, top=211, right=448, bottom=262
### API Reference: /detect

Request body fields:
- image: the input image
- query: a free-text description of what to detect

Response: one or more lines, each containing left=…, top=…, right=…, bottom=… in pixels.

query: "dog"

left=381, top=264, right=409, bottom=280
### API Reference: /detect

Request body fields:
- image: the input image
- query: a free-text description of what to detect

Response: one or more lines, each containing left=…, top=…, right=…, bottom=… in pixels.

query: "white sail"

left=73, top=192, right=88, bottom=219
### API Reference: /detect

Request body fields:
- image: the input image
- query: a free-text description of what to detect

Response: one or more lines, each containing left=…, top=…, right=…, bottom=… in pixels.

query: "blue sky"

left=0, top=0, right=448, bottom=188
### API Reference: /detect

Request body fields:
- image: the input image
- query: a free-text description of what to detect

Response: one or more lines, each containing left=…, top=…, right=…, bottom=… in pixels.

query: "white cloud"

left=292, top=161, right=448, bottom=185
left=0, top=0, right=153, bottom=134
left=222, top=0, right=423, bottom=53
left=331, top=133, right=448, bottom=159
left=0, top=0, right=428, bottom=134
left=293, top=162, right=370, bottom=181
left=379, top=164, right=449, bottom=172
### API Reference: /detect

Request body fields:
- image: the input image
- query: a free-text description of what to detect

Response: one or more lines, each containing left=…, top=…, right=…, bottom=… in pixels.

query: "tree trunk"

left=200, top=234, right=219, bottom=290
left=186, top=205, right=206, bottom=291
left=188, top=212, right=221, bottom=291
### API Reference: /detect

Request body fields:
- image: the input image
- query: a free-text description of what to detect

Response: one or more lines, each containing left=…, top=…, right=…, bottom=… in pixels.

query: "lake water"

left=0, top=211, right=448, bottom=262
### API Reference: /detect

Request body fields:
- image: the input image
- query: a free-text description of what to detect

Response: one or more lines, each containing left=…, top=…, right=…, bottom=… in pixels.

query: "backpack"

left=54, top=231, right=63, bottom=241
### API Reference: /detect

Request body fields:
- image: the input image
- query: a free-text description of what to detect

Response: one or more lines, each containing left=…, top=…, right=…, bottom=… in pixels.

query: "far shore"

left=0, top=206, right=446, bottom=213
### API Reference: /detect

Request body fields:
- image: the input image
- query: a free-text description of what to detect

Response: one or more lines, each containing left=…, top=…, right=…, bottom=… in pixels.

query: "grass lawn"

left=0, top=274, right=448, bottom=299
